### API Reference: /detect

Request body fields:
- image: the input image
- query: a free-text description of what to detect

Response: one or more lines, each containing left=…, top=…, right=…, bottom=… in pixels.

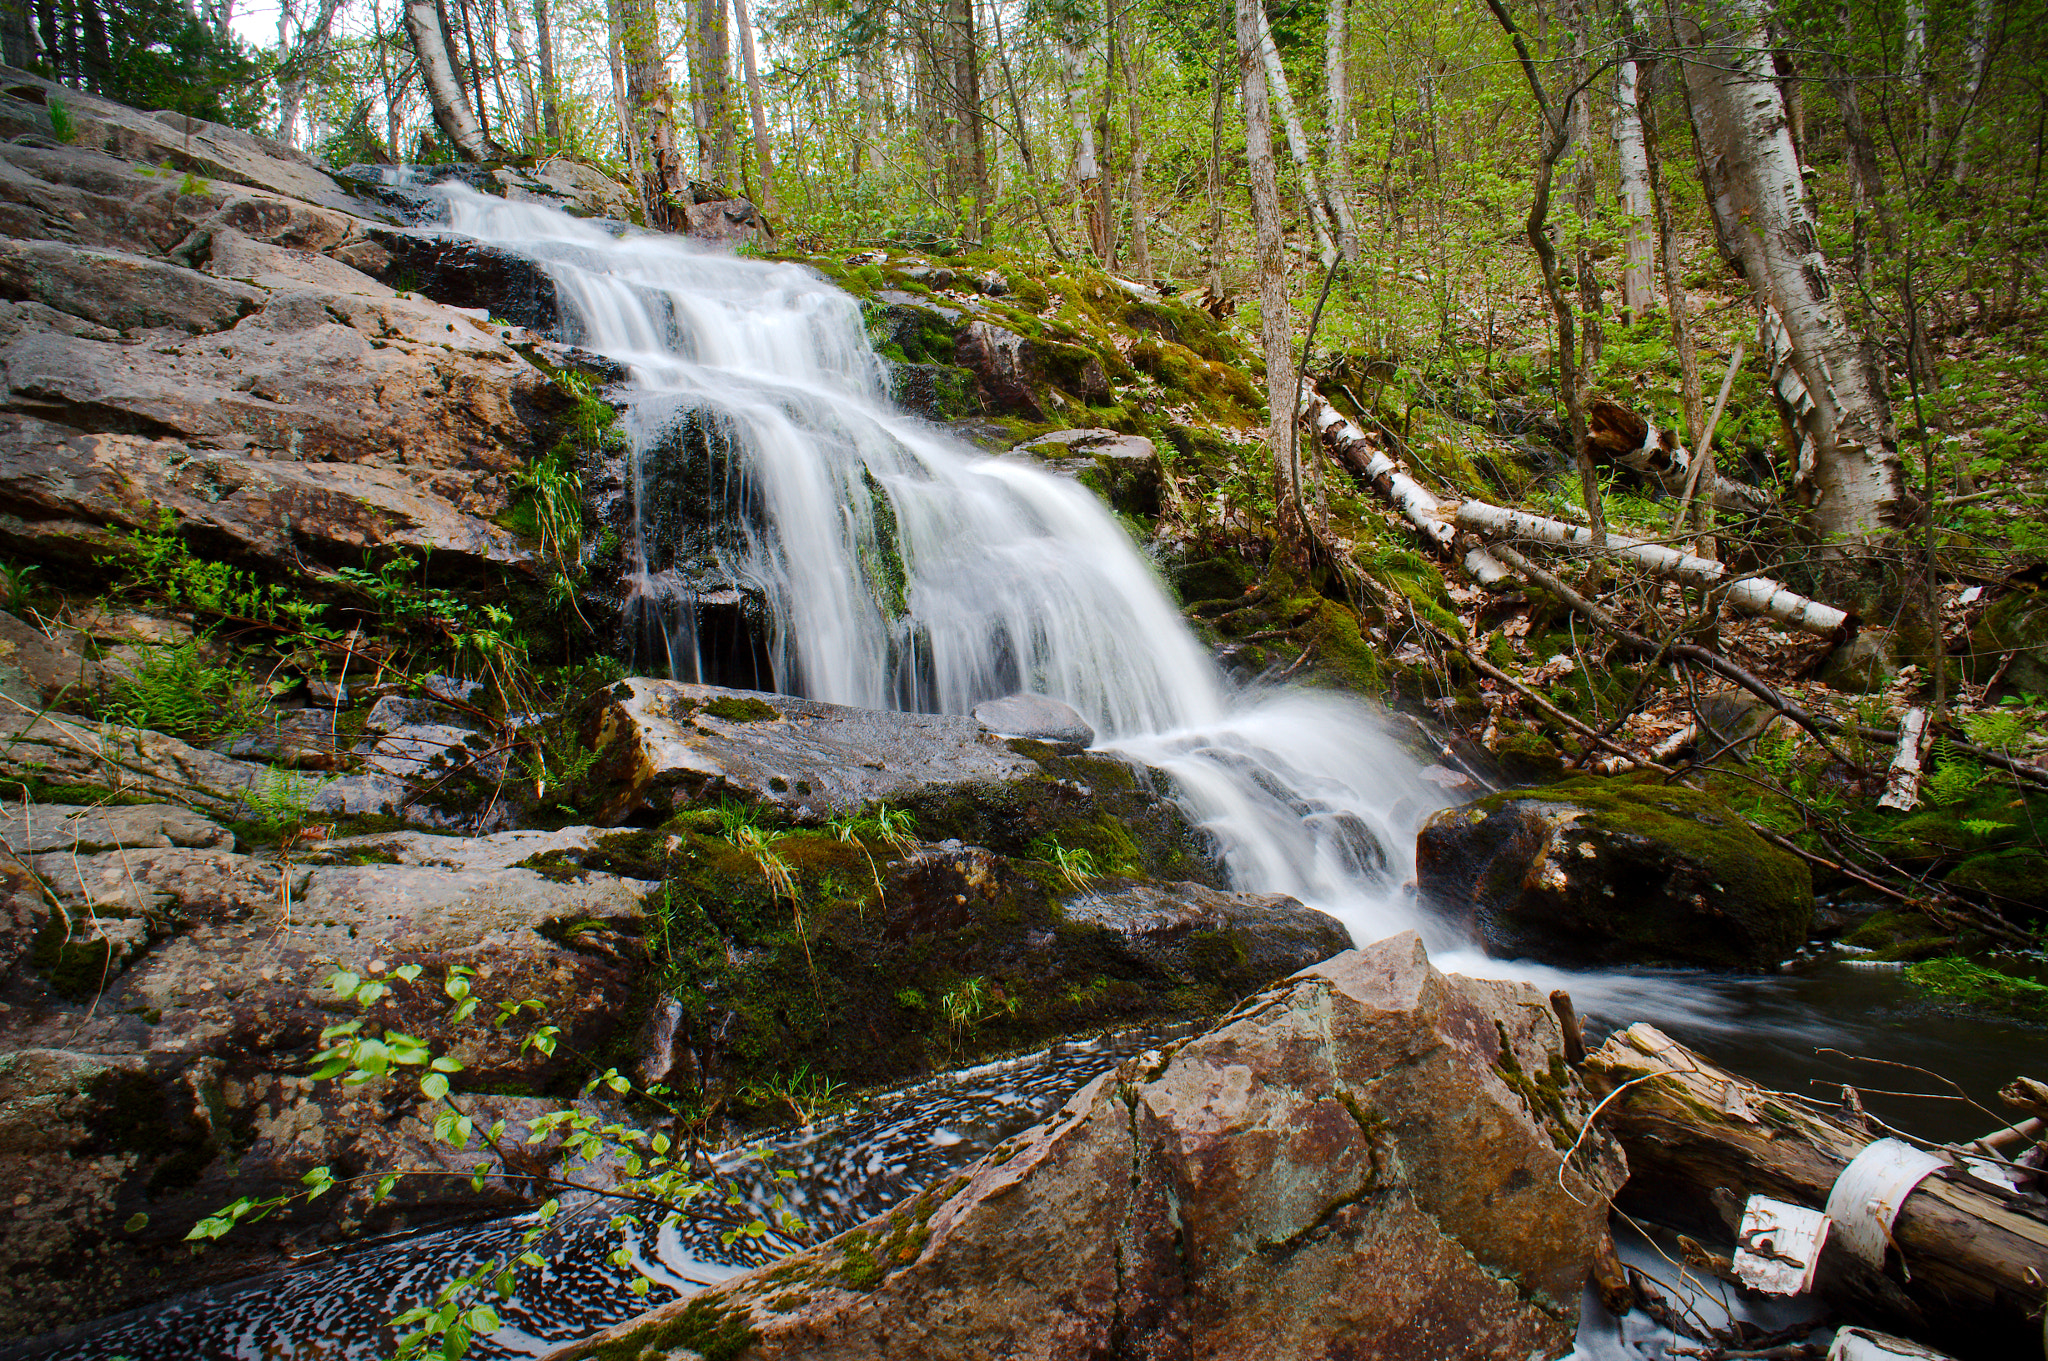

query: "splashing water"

left=432, top=182, right=1450, bottom=946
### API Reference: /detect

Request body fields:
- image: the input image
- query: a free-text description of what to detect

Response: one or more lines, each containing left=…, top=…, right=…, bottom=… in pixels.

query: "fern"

left=105, top=640, right=266, bottom=741
left=1922, top=739, right=1987, bottom=808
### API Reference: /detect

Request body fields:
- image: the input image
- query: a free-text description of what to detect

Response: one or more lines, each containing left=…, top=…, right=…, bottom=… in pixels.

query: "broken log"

left=1588, top=1023, right=2048, bottom=1360
left=1457, top=498, right=1854, bottom=638
left=1584, top=396, right=1772, bottom=517
left=1303, top=385, right=1511, bottom=581
left=1878, top=707, right=1929, bottom=811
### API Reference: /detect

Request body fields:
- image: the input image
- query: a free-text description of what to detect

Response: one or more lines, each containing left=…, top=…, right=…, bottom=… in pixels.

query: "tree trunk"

left=76, top=0, right=105, bottom=90
left=619, top=0, right=688, bottom=226
left=1828, top=0, right=1889, bottom=294
left=1117, top=13, right=1150, bottom=279
left=1064, top=38, right=1105, bottom=260
left=534, top=0, right=558, bottom=145
left=496, top=0, right=539, bottom=144
left=1636, top=55, right=1710, bottom=549
left=731, top=0, right=775, bottom=217
left=1235, top=0, right=1304, bottom=559
left=1, top=0, right=28, bottom=67
left=942, top=0, right=985, bottom=242
left=1589, top=1024, right=2048, bottom=1358
left=1255, top=2, right=1337, bottom=265
left=1613, top=57, right=1657, bottom=321
left=604, top=0, right=650, bottom=219
left=1567, top=0, right=1602, bottom=368
left=451, top=0, right=493, bottom=150
left=1954, top=0, right=1996, bottom=184
left=406, top=0, right=503, bottom=159
left=478, top=0, right=520, bottom=149
left=1678, top=0, right=1909, bottom=550
left=694, top=0, right=736, bottom=186
left=987, top=0, right=1069, bottom=259
left=1202, top=43, right=1228, bottom=306
left=1484, top=0, right=1606, bottom=574
left=1323, top=0, right=1358, bottom=261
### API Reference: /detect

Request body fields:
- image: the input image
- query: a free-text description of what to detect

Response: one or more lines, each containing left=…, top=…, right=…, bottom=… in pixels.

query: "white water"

left=435, top=184, right=1451, bottom=949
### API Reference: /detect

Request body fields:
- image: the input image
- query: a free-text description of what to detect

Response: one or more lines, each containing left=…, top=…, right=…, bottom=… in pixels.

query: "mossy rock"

left=1417, top=777, right=1813, bottom=970
left=1966, top=589, right=2048, bottom=698
left=1942, top=847, right=2048, bottom=917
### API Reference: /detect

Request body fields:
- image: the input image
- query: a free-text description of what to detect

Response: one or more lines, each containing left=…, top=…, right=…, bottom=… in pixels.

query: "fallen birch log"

left=1302, top=386, right=1513, bottom=583
left=1588, top=1023, right=2048, bottom=1359
left=1456, top=498, right=1854, bottom=638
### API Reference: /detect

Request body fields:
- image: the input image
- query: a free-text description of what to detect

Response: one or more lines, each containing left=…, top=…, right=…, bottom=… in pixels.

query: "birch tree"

left=1256, top=3, right=1337, bottom=265
left=1677, top=0, right=1910, bottom=552
left=1612, top=56, right=1656, bottom=320
left=1323, top=0, right=1358, bottom=261
left=406, top=0, right=504, bottom=158
left=732, top=0, right=775, bottom=216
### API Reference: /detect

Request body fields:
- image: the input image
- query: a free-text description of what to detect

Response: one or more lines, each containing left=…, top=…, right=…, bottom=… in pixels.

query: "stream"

left=7, top=182, right=2037, bottom=1361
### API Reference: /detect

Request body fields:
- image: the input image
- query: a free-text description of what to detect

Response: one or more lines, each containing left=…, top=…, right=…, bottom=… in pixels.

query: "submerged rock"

left=1416, top=777, right=1813, bottom=970
left=545, top=931, right=1623, bottom=1361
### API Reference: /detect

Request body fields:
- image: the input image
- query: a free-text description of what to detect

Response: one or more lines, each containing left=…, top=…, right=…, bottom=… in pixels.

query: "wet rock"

left=0, top=117, right=571, bottom=584
left=0, top=811, right=661, bottom=1338
left=955, top=320, right=1045, bottom=419
left=1417, top=777, right=1813, bottom=970
left=971, top=693, right=1094, bottom=748
left=1012, top=427, right=1163, bottom=518
left=355, top=226, right=565, bottom=336
left=546, top=931, right=1623, bottom=1361
left=1062, top=880, right=1350, bottom=978
left=585, top=680, right=1215, bottom=878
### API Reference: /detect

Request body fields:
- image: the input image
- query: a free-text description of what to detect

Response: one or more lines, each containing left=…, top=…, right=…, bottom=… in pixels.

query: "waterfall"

left=434, top=184, right=1449, bottom=948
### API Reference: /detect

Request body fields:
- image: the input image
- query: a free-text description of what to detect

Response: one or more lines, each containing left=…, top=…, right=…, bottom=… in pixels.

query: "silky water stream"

left=10, top=185, right=2038, bottom=1360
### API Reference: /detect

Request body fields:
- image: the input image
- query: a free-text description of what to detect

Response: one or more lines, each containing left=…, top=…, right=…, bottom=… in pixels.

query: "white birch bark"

left=1456, top=500, right=1852, bottom=636
left=497, top=0, right=539, bottom=141
left=1323, top=0, right=1358, bottom=261
left=1878, top=706, right=1928, bottom=811
left=1120, top=23, right=1150, bottom=279
left=1613, top=58, right=1657, bottom=320
left=1062, top=40, right=1100, bottom=254
left=1256, top=4, right=1337, bottom=265
left=407, top=0, right=501, bottom=159
left=1678, top=0, right=1906, bottom=548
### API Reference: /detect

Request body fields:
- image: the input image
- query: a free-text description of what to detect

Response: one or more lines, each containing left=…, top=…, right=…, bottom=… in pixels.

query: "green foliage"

left=103, top=638, right=269, bottom=741
left=1028, top=834, right=1100, bottom=887
left=188, top=965, right=790, bottom=1360
left=46, top=98, right=75, bottom=144
left=1923, top=739, right=1988, bottom=808
left=239, top=764, right=332, bottom=836
left=105, top=509, right=331, bottom=633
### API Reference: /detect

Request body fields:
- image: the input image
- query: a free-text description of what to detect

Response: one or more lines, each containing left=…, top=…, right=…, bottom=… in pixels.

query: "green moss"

left=703, top=696, right=779, bottom=723
left=567, top=1293, right=757, bottom=1361
left=1841, top=910, right=1954, bottom=960
left=1904, top=956, right=2048, bottom=1017
left=1944, top=848, right=2048, bottom=914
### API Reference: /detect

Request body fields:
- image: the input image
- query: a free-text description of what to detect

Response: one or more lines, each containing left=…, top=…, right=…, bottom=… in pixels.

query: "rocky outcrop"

left=969, top=692, right=1093, bottom=747
left=1012, top=426, right=1164, bottom=518
left=1416, top=777, right=1813, bottom=970
left=585, top=679, right=1215, bottom=879
left=545, top=931, right=1624, bottom=1361
left=0, top=809, right=660, bottom=1338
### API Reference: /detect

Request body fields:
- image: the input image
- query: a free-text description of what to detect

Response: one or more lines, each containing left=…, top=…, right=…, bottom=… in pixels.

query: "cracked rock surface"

left=543, top=930, right=1625, bottom=1361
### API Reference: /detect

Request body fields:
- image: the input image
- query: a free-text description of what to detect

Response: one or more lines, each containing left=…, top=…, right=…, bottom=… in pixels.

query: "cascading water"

left=435, top=182, right=1450, bottom=947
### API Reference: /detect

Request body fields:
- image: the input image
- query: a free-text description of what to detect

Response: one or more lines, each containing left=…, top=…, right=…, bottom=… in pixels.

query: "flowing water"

left=8, top=183, right=2035, bottom=1361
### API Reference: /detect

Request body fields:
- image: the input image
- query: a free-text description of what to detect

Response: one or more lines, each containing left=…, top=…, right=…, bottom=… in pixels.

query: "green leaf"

left=328, top=970, right=363, bottom=998
left=421, top=1072, right=450, bottom=1101
left=393, top=963, right=423, bottom=983
left=123, top=1212, right=149, bottom=1233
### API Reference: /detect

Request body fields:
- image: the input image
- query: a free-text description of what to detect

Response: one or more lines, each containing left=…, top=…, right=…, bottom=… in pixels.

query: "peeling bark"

left=406, top=0, right=504, bottom=160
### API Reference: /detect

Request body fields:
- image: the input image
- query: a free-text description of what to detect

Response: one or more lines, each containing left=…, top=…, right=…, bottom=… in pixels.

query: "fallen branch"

left=1457, top=499, right=1853, bottom=639
left=1483, top=543, right=1866, bottom=771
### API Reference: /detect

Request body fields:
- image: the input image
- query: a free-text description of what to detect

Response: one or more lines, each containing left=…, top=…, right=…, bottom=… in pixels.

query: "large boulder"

left=1416, top=777, right=1813, bottom=970
left=0, top=810, right=662, bottom=1339
left=1011, top=427, right=1164, bottom=518
left=584, top=680, right=1217, bottom=880
left=1966, top=587, right=2048, bottom=699
left=545, top=931, right=1624, bottom=1361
